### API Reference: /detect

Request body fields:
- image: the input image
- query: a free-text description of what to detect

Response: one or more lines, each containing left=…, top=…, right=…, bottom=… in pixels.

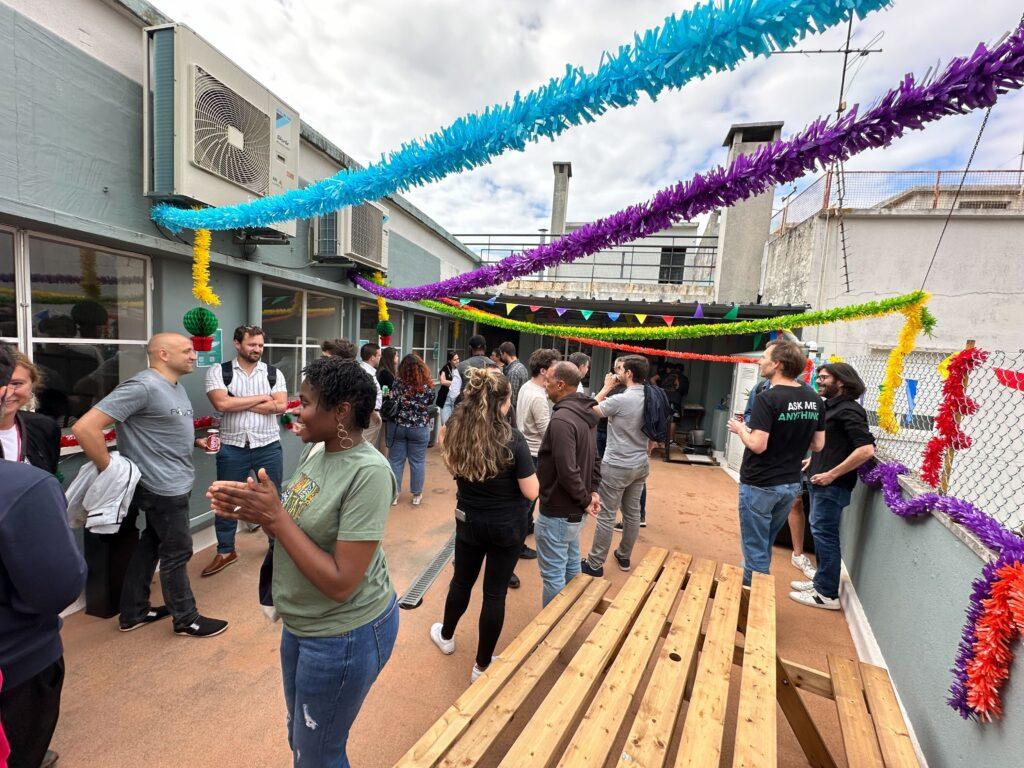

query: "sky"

left=151, top=0, right=1024, bottom=236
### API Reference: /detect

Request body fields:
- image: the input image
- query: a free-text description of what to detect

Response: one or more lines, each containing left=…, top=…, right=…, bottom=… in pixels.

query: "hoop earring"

left=336, top=420, right=354, bottom=449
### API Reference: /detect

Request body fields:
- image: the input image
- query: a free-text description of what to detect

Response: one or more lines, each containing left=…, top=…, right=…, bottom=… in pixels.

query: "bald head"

left=549, top=361, right=582, bottom=388
left=147, top=332, right=196, bottom=379
left=148, top=332, right=189, bottom=360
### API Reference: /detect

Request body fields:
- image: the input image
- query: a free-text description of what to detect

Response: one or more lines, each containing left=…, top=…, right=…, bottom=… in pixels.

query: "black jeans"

left=442, top=513, right=527, bottom=668
left=0, top=658, right=64, bottom=768
left=119, top=487, right=199, bottom=631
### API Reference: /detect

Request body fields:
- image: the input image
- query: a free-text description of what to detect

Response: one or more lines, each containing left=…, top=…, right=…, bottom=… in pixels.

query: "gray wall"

left=388, top=231, right=441, bottom=287
left=843, top=484, right=1024, bottom=767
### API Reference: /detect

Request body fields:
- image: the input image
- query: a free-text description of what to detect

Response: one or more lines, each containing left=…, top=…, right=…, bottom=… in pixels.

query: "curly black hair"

left=302, top=356, right=376, bottom=429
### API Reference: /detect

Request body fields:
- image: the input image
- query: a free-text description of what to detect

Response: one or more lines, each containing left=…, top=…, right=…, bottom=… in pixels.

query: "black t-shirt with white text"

left=740, top=383, right=825, bottom=487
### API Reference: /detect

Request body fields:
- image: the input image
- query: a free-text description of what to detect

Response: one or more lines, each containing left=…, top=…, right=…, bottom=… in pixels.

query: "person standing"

left=72, top=333, right=228, bottom=637
left=582, top=355, right=649, bottom=576
left=436, top=351, right=459, bottom=410
left=568, top=352, right=591, bottom=394
left=202, top=325, right=287, bottom=576
left=515, top=348, right=561, bottom=458
left=727, top=341, right=825, bottom=585
left=0, top=351, right=60, bottom=473
left=359, top=343, right=385, bottom=448
left=534, top=362, right=600, bottom=605
left=207, top=357, right=398, bottom=767
left=439, top=335, right=497, bottom=425
left=791, top=362, right=875, bottom=610
left=377, top=346, right=399, bottom=391
left=0, top=343, right=87, bottom=768
left=387, top=354, right=435, bottom=507
left=499, top=341, right=529, bottom=407
left=429, top=369, right=538, bottom=681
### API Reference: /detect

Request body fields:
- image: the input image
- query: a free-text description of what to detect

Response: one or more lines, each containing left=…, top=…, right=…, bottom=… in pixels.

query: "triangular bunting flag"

left=555, top=308, right=567, bottom=317
left=581, top=310, right=593, bottom=320
left=769, top=331, right=778, bottom=341
left=661, top=315, right=675, bottom=326
left=505, top=303, right=517, bottom=315
left=635, top=314, right=647, bottom=324
left=753, top=333, right=762, bottom=349
left=692, top=303, right=704, bottom=319
left=458, top=298, right=472, bottom=305
left=485, top=295, right=498, bottom=305
left=903, top=379, right=918, bottom=426
left=723, top=305, right=739, bottom=320
left=529, top=305, right=541, bottom=313
left=607, top=312, right=620, bottom=322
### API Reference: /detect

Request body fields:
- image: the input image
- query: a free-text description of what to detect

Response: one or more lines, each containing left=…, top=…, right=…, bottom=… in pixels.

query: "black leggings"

left=442, top=514, right=527, bottom=668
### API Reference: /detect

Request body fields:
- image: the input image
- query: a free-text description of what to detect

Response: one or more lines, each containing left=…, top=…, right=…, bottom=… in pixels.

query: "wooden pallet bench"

left=394, top=547, right=920, bottom=768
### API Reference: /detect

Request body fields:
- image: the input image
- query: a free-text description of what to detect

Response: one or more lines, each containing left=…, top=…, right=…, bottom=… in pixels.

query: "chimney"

left=550, top=162, right=572, bottom=236
left=714, top=122, right=783, bottom=304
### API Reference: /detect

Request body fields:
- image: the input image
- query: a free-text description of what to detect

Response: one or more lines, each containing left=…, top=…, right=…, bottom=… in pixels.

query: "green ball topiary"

left=183, top=306, right=218, bottom=337
left=376, top=319, right=394, bottom=337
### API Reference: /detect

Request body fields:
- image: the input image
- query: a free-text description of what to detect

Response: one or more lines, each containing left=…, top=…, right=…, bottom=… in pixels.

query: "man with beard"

left=202, top=325, right=288, bottom=576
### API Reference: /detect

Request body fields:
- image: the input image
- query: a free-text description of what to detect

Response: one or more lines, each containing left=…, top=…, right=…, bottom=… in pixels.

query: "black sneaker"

left=174, top=616, right=229, bottom=638
left=509, top=573, right=521, bottom=589
left=119, top=606, right=171, bottom=632
left=614, top=552, right=631, bottom=572
left=613, top=521, right=624, bottom=532
left=519, top=545, right=538, bottom=560
left=580, top=559, right=604, bottom=578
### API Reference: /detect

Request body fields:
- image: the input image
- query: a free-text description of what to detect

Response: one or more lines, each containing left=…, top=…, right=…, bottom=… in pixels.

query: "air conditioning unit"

left=311, top=201, right=390, bottom=271
left=143, top=24, right=300, bottom=237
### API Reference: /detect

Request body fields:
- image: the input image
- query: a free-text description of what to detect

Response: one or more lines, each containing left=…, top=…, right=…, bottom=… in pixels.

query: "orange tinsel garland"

left=965, top=562, right=1024, bottom=721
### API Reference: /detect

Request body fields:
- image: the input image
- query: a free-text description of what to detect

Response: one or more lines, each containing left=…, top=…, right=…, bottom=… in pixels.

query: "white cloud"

left=151, top=0, right=1024, bottom=234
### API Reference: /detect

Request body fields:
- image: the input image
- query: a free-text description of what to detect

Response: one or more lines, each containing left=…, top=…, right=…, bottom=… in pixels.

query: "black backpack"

left=221, top=361, right=278, bottom=395
left=642, top=383, right=672, bottom=443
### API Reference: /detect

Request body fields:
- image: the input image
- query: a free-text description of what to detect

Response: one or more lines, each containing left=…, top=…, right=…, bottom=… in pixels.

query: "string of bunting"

left=152, top=0, right=889, bottom=232
left=466, top=296, right=717, bottom=325
left=356, top=27, right=1024, bottom=301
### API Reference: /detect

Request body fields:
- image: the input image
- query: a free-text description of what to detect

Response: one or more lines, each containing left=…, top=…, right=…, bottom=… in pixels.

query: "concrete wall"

left=843, top=483, right=1024, bottom=767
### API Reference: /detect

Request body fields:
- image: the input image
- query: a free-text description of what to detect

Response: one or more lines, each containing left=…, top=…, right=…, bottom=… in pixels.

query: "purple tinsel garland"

left=858, top=460, right=1024, bottom=719
left=355, top=26, right=1024, bottom=300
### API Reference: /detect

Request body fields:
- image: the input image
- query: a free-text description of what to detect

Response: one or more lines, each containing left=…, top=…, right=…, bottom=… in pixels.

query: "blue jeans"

left=737, top=482, right=802, bottom=585
left=534, top=513, right=584, bottom=606
left=809, top=485, right=852, bottom=599
left=215, top=442, right=284, bottom=554
left=280, top=594, right=399, bottom=768
left=386, top=423, right=430, bottom=495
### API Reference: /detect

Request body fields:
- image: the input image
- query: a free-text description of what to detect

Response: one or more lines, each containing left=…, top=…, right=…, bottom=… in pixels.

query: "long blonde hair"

left=442, top=368, right=513, bottom=482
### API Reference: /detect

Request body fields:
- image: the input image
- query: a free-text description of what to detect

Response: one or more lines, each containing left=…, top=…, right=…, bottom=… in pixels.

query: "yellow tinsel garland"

left=877, top=298, right=928, bottom=433
left=192, top=228, right=220, bottom=307
left=371, top=271, right=389, bottom=322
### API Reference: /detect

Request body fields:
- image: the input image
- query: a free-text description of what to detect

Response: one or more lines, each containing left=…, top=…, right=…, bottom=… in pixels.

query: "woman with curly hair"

left=387, top=353, right=435, bottom=506
left=208, top=357, right=398, bottom=767
left=429, top=368, right=538, bottom=682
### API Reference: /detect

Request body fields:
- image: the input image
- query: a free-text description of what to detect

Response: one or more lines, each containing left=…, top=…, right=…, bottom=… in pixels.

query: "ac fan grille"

left=193, top=66, right=270, bottom=195
left=350, top=203, right=383, bottom=263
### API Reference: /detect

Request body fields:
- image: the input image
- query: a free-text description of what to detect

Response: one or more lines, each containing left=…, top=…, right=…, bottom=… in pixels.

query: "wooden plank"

left=859, top=664, right=920, bottom=768
left=495, top=547, right=670, bottom=768
left=393, top=573, right=592, bottom=768
left=828, top=656, right=884, bottom=768
left=776, top=657, right=837, bottom=768
left=780, top=659, right=834, bottom=700
left=616, top=558, right=717, bottom=768
left=674, top=563, right=744, bottom=768
left=437, top=576, right=611, bottom=768
left=732, top=572, right=776, bottom=768
left=558, top=552, right=692, bottom=768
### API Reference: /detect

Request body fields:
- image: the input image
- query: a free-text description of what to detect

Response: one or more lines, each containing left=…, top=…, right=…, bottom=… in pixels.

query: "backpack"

left=641, top=383, right=672, bottom=443
left=221, top=361, right=278, bottom=395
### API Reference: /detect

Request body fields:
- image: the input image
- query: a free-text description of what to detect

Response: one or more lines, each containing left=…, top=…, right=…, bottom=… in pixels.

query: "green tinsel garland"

left=421, top=291, right=930, bottom=341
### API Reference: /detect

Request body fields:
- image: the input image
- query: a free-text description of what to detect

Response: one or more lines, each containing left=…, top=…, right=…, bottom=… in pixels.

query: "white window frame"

left=262, top=284, right=344, bottom=388
left=411, top=314, right=440, bottom=365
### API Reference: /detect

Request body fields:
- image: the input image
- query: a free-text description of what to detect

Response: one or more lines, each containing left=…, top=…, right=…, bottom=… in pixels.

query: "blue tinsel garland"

left=152, top=0, right=890, bottom=232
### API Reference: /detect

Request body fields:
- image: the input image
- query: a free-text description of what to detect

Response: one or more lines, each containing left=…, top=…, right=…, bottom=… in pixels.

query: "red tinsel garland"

left=966, top=562, right=1024, bottom=721
left=563, top=336, right=759, bottom=365
left=920, top=347, right=989, bottom=486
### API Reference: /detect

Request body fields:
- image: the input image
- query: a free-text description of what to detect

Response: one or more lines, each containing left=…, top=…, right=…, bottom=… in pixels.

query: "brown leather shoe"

left=201, top=551, right=237, bottom=577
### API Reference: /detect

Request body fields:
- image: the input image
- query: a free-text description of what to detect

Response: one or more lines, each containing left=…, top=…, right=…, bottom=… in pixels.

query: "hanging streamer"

left=191, top=229, right=220, bottom=307
left=877, top=300, right=930, bottom=433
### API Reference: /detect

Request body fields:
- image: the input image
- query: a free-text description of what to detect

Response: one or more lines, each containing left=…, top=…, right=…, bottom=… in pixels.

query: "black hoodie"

left=536, top=393, right=601, bottom=520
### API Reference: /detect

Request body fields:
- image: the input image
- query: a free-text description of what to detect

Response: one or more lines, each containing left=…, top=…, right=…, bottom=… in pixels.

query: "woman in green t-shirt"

left=208, top=357, right=398, bottom=767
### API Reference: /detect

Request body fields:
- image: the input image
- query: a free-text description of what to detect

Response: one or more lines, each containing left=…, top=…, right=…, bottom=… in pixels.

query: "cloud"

left=151, top=0, right=1024, bottom=234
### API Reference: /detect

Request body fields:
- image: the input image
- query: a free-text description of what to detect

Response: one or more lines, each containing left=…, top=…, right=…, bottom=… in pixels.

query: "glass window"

left=305, top=293, right=343, bottom=347
left=29, top=238, right=147, bottom=340
left=358, top=302, right=402, bottom=353
left=411, top=315, right=440, bottom=365
left=264, top=345, right=304, bottom=396
left=262, top=284, right=303, bottom=345
left=262, top=285, right=349, bottom=392
left=658, top=246, right=688, bottom=285
left=0, top=231, right=15, bottom=341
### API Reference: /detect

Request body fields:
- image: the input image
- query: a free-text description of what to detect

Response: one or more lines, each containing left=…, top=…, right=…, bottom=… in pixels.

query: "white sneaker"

left=412, top=494, right=423, bottom=507
left=790, top=580, right=815, bottom=592
left=789, top=589, right=840, bottom=611
left=391, top=497, right=399, bottom=507
left=471, top=656, right=498, bottom=683
left=430, top=622, right=455, bottom=655
left=260, top=604, right=280, bottom=623
left=791, top=553, right=817, bottom=579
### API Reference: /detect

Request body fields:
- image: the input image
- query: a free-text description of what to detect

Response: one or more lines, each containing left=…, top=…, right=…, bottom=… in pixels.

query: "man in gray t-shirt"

left=582, top=354, right=650, bottom=576
left=72, top=333, right=227, bottom=638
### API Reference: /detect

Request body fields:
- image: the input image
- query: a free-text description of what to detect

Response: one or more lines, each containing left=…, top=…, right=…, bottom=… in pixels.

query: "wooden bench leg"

left=776, top=656, right=838, bottom=768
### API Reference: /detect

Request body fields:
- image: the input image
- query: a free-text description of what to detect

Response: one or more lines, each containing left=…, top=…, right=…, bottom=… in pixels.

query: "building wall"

left=843, top=484, right=1024, bottom=767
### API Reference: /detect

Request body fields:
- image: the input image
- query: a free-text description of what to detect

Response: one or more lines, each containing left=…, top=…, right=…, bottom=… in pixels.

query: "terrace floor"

left=53, top=449, right=858, bottom=767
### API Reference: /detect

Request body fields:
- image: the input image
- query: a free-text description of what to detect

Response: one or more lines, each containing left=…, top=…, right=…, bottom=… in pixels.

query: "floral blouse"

left=390, top=379, right=434, bottom=428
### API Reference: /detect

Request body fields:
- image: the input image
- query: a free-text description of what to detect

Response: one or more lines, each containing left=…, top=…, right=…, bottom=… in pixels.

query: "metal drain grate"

left=398, top=529, right=456, bottom=610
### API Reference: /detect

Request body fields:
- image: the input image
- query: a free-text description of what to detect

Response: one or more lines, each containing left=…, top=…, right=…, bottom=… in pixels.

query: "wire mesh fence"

left=770, top=170, right=1024, bottom=237
left=846, top=347, right=1024, bottom=537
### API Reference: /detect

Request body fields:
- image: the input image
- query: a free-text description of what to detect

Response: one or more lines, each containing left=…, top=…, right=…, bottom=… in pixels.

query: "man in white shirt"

left=202, top=325, right=287, bottom=576
left=569, top=352, right=591, bottom=394
left=359, top=342, right=384, bottom=448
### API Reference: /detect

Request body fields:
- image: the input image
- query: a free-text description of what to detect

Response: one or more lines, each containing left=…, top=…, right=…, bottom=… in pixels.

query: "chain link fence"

left=845, top=348, right=1024, bottom=535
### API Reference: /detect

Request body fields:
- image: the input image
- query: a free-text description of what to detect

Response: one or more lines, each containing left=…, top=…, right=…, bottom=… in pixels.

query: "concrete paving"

left=53, top=448, right=857, bottom=767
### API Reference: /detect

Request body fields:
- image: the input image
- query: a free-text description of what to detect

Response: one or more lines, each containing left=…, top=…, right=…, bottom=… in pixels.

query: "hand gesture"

left=810, top=471, right=835, bottom=487
left=207, top=468, right=285, bottom=534
left=726, top=416, right=744, bottom=435
left=801, top=458, right=812, bottom=474
left=587, top=492, right=601, bottom=518
left=602, top=372, right=619, bottom=391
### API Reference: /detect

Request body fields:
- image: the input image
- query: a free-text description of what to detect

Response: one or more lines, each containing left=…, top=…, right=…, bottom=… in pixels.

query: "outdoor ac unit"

left=143, top=24, right=300, bottom=237
left=311, top=201, right=390, bottom=271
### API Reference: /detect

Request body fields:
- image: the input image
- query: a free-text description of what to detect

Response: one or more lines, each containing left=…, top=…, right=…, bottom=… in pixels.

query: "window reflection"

left=32, top=342, right=147, bottom=426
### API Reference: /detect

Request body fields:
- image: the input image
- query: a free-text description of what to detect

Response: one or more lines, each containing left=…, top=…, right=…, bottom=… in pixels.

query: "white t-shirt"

left=515, top=379, right=551, bottom=457
left=0, top=424, right=20, bottom=462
